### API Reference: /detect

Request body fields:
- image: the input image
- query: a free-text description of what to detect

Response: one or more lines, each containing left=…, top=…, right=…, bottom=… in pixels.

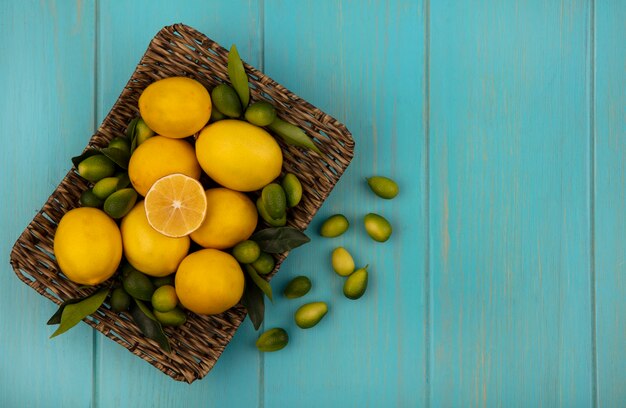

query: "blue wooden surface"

left=595, top=1, right=626, bottom=406
left=1, top=1, right=624, bottom=407
left=430, top=1, right=594, bottom=406
left=263, top=2, right=427, bottom=406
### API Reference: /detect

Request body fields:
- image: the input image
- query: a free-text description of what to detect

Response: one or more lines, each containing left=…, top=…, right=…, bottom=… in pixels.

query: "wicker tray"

left=9, top=24, right=353, bottom=383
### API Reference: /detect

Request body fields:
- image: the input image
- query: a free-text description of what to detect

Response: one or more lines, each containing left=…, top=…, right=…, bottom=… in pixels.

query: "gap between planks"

left=588, top=0, right=598, bottom=406
left=423, top=0, right=432, bottom=407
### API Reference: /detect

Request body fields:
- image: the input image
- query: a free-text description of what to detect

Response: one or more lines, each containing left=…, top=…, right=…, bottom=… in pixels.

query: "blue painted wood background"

left=1, top=0, right=624, bottom=406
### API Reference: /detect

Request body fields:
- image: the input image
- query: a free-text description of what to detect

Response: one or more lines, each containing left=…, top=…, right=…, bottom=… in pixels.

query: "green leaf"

left=126, top=117, right=140, bottom=154
left=71, top=148, right=100, bottom=169
left=116, top=173, right=131, bottom=190
left=134, top=298, right=157, bottom=321
left=245, top=265, right=273, bottom=302
left=250, top=227, right=311, bottom=253
left=240, top=273, right=264, bottom=330
left=130, top=134, right=138, bottom=154
left=130, top=299, right=171, bottom=353
left=50, top=288, right=110, bottom=338
left=227, top=44, right=250, bottom=108
left=100, top=147, right=130, bottom=170
left=267, top=118, right=322, bottom=155
left=47, top=298, right=82, bottom=325
left=126, top=117, right=140, bottom=139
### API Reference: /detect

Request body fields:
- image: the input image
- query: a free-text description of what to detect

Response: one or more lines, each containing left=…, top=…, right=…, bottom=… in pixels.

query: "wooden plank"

left=263, top=1, right=428, bottom=406
left=94, top=1, right=263, bottom=406
left=595, top=1, right=626, bottom=406
left=0, top=0, right=96, bottom=406
left=429, top=0, right=594, bottom=406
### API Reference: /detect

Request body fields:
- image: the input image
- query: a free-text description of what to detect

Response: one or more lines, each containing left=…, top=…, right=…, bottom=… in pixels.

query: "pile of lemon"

left=54, top=76, right=299, bottom=325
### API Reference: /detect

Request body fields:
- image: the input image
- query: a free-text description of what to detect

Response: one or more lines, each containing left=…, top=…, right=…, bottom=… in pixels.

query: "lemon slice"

left=144, top=174, right=207, bottom=237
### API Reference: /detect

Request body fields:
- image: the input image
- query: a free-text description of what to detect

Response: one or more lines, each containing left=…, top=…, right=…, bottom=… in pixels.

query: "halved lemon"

left=144, top=173, right=207, bottom=237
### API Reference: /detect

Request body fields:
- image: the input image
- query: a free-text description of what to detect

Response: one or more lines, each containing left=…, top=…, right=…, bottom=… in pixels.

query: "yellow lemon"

left=138, top=77, right=211, bottom=138
left=190, top=188, right=258, bottom=249
left=195, top=120, right=283, bottom=192
left=53, top=208, right=122, bottom=285
left=128, top=136, right=201, bottom=196
left=144, top=174, right=207, bottom=238
left=175, top=249, right=245, bottom=315
left=120, top=202, right=190, bottom=277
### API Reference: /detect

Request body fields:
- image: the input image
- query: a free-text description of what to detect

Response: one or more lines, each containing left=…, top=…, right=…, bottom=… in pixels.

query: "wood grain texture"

left=262, top=1, right=427, bottom=406
left=3, top=0, right=626, bottom=406
left=0, top=1, right=96, bottom=407
left=429, top=0, right=594, bottom=406
left=595, top=1, right=626, bottom=406
left=93, top=1, right=263, bottom=407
